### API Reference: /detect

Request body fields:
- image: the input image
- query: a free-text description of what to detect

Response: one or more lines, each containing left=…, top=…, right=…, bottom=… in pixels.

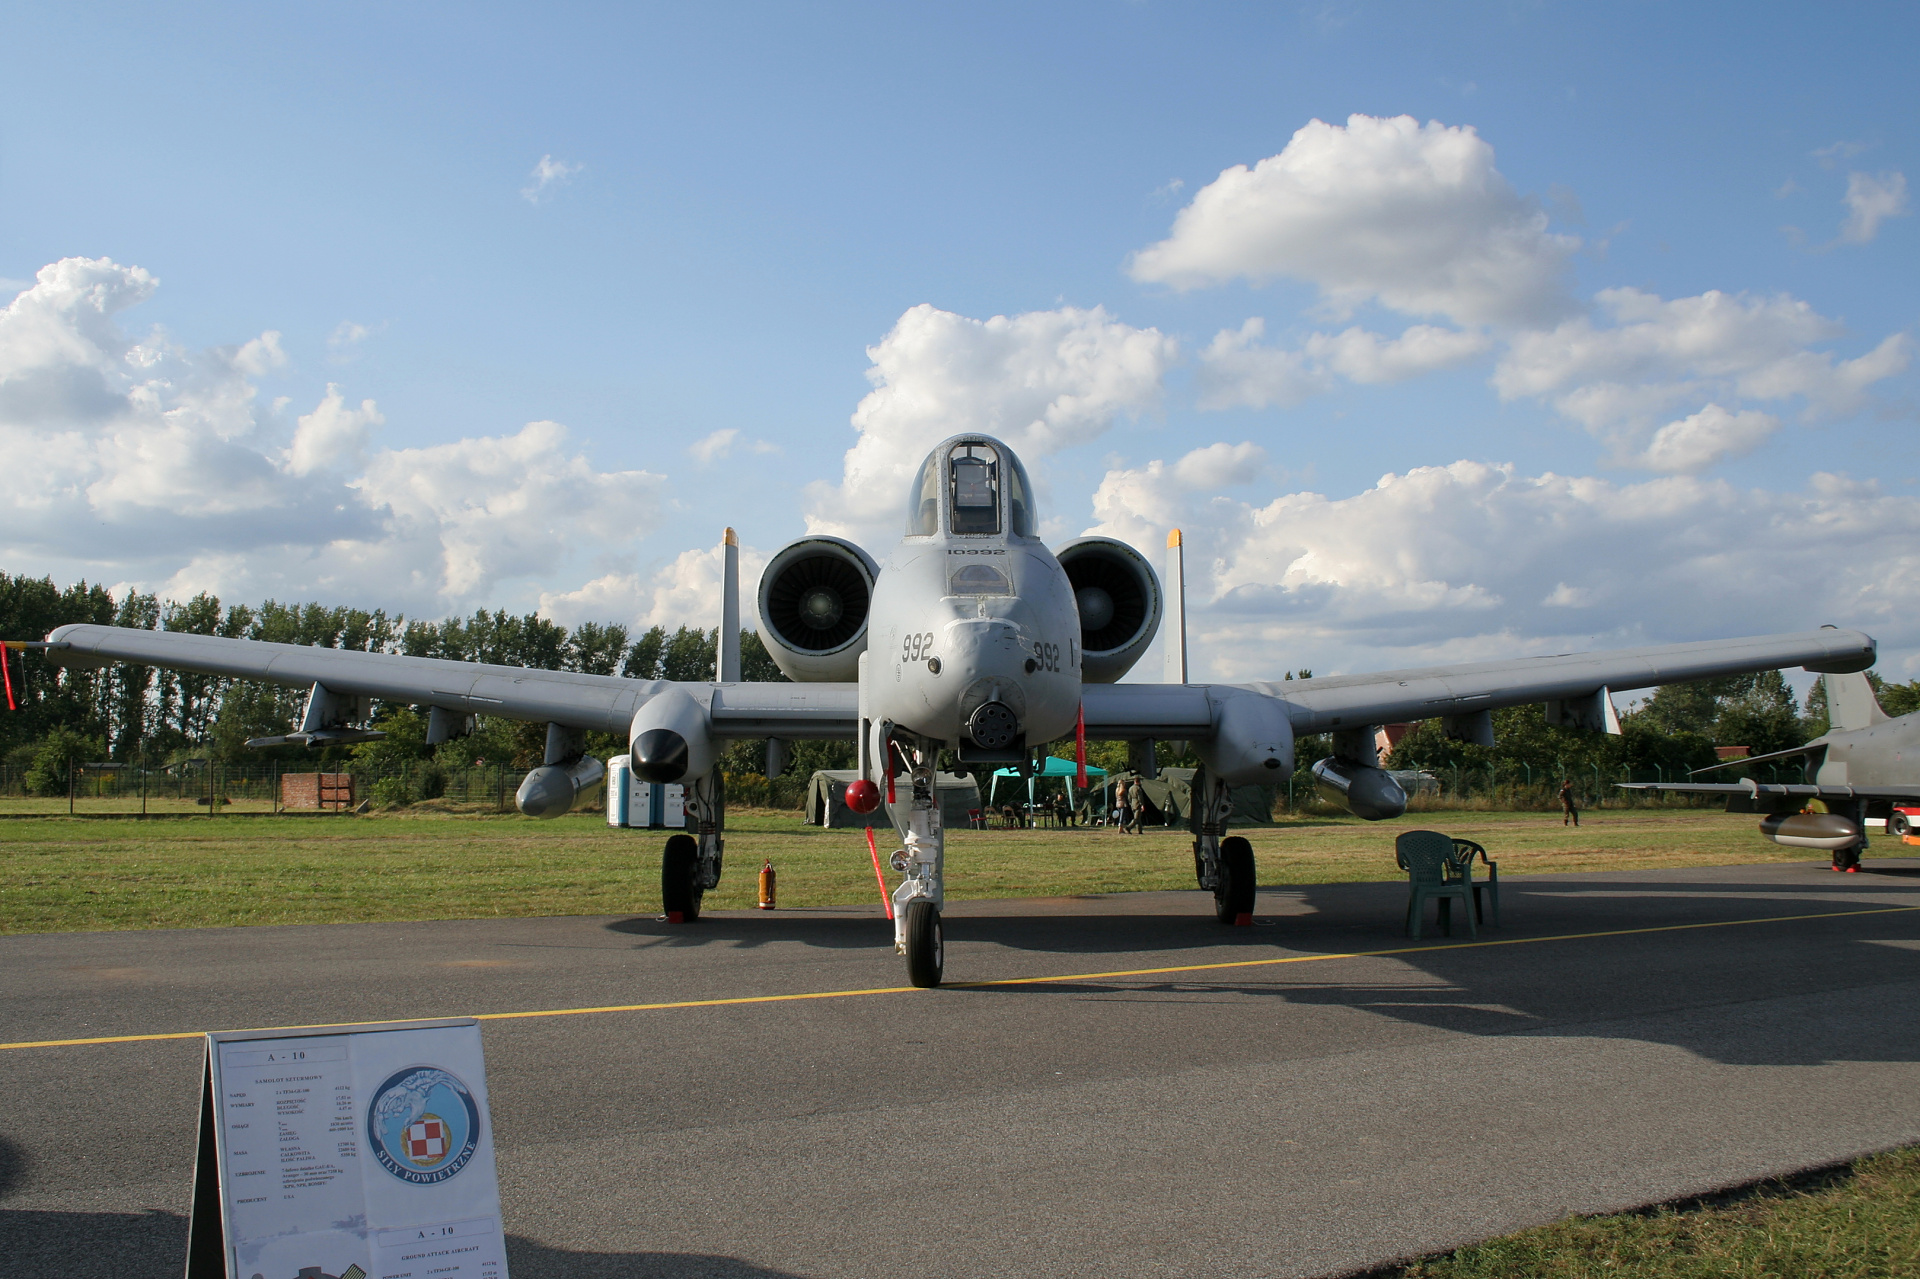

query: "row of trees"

left=8, top=571, right=1917, bottom=805
left=1382, top=669, right=1920, bottom=799
left=0, top=573, right=823, bottom=788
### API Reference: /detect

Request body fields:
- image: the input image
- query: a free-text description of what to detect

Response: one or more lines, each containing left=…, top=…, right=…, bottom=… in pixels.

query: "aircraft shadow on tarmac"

left=606, top=863, right=1920, bottom=1071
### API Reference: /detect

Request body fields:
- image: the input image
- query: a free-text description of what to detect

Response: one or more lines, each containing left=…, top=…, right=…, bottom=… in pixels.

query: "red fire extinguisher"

left=757, top=861, right=776, bottom=910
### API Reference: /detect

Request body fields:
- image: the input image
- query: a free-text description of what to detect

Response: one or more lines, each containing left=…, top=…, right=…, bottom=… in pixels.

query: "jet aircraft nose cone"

left=633, top=729, right=690, bottom=782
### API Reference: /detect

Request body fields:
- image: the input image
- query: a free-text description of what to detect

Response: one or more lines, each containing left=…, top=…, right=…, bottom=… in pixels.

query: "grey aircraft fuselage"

left=865, top=487, right=1082, bottom=754
left=1622, top=672, right=1920, bottom=866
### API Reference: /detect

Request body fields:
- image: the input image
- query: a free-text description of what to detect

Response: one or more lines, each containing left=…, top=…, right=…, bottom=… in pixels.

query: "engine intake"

left=1055, top=537, right=1162, bottom=683
left=758, top=536, right=878, bottom=682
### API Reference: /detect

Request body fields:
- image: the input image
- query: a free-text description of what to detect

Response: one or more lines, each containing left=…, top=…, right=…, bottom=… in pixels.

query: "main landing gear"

left=1190, top=767, right=1257, bottom=926
left=662, top=768, right=727, bottom=922
left=1830, top=799, right=1866, bottom=874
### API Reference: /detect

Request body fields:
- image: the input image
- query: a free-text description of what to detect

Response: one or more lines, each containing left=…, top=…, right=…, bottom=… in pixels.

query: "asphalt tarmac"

left=5, top=856, right=1920, bottom=1278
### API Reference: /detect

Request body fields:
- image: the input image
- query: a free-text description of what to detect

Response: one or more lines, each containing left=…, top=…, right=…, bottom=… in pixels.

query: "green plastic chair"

left=1450, top=837, right=1499, bottom=927
left=1395, top=830, right=1476, bottom=941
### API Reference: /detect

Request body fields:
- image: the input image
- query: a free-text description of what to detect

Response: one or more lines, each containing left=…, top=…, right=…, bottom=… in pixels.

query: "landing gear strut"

left=883, top=732, right=945, bottom=986
left=1191, top=767, right=1256, bottom=925
left=1830, top=799, right=1867, bottom=873
left=663, top=767, right=726, bottom=921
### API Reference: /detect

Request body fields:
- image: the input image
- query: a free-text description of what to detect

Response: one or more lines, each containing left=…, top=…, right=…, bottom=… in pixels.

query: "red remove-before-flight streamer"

left=1, top=646, right=14, bottom=712
left=864, top=827, right=894, bottom=920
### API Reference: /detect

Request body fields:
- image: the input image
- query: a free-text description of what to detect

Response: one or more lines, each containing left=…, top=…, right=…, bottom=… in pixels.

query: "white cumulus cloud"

left=1838, top=170, right=1909, bottom=245
left=1084, top=450, right=1920, bottom=681
left=1129, top=114, right=1580, bottom=327
left=521, top=154, right=583, bottom=204
left=689, top=427, right=738, bottom=464
left=1494, top=287, right=1911, bottom=466
left=538, top=540, right=770, bottom=636
left=286, top=384, right=382, bottom=476
left=0, top=255, right=667, bottom=619
left=1197, top=318, right=1490, bottom=408
left=804, top=302, right=1177, bottom=546
left=1631, top=404, right=1780, bottom=475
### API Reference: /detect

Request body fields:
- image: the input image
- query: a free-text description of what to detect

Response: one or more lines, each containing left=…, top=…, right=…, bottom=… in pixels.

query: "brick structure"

left=281, top=772, right=354, bottom=811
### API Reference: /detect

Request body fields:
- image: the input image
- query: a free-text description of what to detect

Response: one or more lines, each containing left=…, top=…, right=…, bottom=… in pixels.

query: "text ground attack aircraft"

left=20, top=434, right=1877, bottom=985
left=1621, top=672, right=1920, bottom=871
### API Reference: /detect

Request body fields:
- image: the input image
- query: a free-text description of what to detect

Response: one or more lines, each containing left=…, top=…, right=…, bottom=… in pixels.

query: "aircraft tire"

left=662, top=833, right=702, bottom=922
left=1892, top=812, right=1910, bottom=839
left=905, top=900, right=943, bottom=988
left=1214, top=836, right=1256, bottom=924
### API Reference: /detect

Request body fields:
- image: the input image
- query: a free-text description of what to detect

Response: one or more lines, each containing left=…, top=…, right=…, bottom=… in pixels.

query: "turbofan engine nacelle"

left=1056, top=537, right=1162, bottom=684
left=630, top=688, right=717, bottom=785
left=516, top=756, right=607, bottom=820
left=757, top=535, right=878, bottom=682
left=1311, top=757, right=1408, bottom=822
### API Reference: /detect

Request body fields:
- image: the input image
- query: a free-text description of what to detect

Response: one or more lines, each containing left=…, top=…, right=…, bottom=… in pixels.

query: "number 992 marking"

left=902, top=632, right=934, bottom=662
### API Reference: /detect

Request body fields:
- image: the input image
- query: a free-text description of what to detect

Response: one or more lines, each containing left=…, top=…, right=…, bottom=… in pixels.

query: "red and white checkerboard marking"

left=406, top=1117, right=447, bottom=1161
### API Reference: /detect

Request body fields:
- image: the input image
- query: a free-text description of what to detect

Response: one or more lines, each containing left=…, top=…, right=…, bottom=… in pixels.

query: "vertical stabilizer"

left=1824, top=671, right=1887, bottom=731
left=1164, top=528, right=1187, bottom=684
left=718, top=528, right=741, bottom=683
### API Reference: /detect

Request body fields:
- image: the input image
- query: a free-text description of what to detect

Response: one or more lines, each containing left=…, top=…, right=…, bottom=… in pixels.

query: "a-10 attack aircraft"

left=19, top=433, right=1879, bottom=985
left=1620, top=671, right=1920, bottom=872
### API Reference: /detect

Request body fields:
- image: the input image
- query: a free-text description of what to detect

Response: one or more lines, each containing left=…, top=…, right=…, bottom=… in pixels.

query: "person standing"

left=1114, top=784, right=1132, bottom=834
left=1559, top=778, right=1580, bottom=827
left=1125, top=779, right=1146, bottom=834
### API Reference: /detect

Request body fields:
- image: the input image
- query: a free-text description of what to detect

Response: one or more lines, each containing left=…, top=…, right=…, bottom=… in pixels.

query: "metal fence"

left=0, top=761, right=536, bottom=815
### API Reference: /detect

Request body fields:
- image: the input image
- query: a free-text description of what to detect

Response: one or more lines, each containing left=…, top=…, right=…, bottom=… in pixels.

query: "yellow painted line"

left=3, top=902, right=1916, bottom=1053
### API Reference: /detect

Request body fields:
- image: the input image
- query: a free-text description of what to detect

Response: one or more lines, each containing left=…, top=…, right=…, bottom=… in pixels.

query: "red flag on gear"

left=1075, top=702, right=1086, bottom=788
left=1, top=646, right=14, bottom=712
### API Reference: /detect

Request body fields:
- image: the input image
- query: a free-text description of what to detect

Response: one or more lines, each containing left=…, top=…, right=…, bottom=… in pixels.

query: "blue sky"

left=2, top=2, right=1915, bottom=682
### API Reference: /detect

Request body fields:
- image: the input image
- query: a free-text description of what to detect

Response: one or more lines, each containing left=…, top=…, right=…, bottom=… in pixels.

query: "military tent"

left=804, top=770, right=982, bottom=828
left=1100, top=766, right=1276, bottom=827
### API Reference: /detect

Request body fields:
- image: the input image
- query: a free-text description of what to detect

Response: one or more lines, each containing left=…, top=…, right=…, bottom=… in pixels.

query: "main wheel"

left=1213, top=836, right=1256, bottom=925
left=905, top=900, right=943, bottom=988
left=662, top=834, right=703, bottom=922
left=1891, top=812, right=1910, bottom=839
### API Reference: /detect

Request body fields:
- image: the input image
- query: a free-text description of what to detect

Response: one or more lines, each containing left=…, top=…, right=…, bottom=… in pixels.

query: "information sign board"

left=185, top=1017, right=508, bottom=1279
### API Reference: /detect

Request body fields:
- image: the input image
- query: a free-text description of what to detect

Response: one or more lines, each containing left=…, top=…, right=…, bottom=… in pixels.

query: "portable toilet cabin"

left=607, top=756, right=687, bottom=829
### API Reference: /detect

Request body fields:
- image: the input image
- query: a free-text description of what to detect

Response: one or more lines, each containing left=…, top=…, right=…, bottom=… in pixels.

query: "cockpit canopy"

left=906, top=436, right=1035, bottom=539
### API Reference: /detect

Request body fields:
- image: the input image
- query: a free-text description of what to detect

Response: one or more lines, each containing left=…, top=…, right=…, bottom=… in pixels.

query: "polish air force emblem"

left=367, top=1066, right=481, bottom=1184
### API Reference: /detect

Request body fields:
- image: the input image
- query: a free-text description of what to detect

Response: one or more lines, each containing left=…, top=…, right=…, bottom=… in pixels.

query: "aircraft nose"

left=632, top=729, right=689, bottom=783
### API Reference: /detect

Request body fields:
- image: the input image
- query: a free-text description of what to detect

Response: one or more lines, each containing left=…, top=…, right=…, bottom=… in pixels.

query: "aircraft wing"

left=1082, top=628, right=1875, bottom=738
left=32, top=623, right=859, bottom=739
left=1618, top=781, right=1920, bottom=802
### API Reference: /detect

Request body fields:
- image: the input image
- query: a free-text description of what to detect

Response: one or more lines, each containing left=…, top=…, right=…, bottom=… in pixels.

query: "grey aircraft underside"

left=1620, top=671, right=1920, bottom=871
left=21, top=432, right=1878, bottom=985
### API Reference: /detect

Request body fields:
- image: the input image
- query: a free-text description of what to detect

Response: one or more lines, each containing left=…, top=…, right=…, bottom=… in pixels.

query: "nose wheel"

left=905, top=900, right=944, bottom=987
left=661, top=833, right=703, bottom=922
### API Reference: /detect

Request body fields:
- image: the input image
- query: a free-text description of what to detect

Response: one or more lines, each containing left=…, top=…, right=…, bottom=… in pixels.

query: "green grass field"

left=0, top=804, right=1823, bottom=934
left=1385, top=1146, right=1920, bottom=1278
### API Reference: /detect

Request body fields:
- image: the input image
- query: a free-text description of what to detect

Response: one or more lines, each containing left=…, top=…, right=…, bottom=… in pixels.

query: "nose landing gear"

left=881, top=733, right=947, bottom=986
left=661, top=768, right=726, bottom=922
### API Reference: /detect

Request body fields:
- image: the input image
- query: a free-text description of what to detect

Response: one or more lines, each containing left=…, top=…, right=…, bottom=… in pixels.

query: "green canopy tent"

left=986, top=756, right=1108, bottom=815
left=804, top=770, right=981, bottom=828
left=1099, top=766, right=1277, bottom=827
